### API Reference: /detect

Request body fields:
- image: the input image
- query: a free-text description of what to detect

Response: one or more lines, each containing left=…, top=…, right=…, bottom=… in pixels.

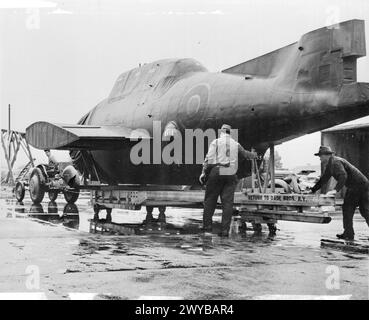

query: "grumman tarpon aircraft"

left=26, top=20, right=369, bottom=190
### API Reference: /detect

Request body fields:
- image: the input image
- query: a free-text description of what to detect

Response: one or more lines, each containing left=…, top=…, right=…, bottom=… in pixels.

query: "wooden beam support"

left=1, top=129, right=34, bottom=185
left=1, top=131, right=14, bottom=184
left=263, top=159, right=271, bottom=193
left=270, top=144, right=275, bottom=193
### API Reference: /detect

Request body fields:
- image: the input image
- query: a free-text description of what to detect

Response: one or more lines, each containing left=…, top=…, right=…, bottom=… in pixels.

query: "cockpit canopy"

left=108, top=58, right=207, bottom=102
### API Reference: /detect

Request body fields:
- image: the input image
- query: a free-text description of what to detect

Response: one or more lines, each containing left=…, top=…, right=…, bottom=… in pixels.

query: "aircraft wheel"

left=15, top=181, right=26, bottom=202
left=63, top=189, right=79, bottom=204
left=29, top=167, right=46, bottom=204
left=48, top=190, right=58, bottom=201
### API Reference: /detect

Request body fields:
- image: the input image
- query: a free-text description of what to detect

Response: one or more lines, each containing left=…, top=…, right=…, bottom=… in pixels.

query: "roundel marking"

left=186, top=94, right=201, bottom=115
left=178, top=83, right=211, bottom=128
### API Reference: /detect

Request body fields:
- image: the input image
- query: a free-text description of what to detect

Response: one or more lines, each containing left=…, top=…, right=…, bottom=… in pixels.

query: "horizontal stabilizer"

left=26, top=122, right=150, bottom=150
left=222, top=19, right=366, bottom=90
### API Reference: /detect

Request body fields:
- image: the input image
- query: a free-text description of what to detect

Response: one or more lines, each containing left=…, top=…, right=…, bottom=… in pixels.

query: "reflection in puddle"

left=48, top=201, right=58, bottom=214
left=10, top=200, right=80, bottom=230
left=0, top=195, right=368, bottom=299
left=1, top=198, right=368, bottom=260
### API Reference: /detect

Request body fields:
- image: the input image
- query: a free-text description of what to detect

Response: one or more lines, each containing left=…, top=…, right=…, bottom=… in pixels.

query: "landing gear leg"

left=158, top=206, right=166, bottom=223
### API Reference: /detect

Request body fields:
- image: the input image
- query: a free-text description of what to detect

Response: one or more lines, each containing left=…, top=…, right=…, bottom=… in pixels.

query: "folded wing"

left=26, top=121, right=150, bottom=150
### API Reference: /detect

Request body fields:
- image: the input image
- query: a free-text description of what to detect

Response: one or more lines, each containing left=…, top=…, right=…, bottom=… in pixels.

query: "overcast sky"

left=1, top=0, right=368, bottom=169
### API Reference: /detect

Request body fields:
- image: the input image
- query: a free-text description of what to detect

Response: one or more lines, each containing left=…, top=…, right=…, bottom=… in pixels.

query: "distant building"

left=322, top=123, right=369, bottom=179
left=292, top=164, right=321, bottom=175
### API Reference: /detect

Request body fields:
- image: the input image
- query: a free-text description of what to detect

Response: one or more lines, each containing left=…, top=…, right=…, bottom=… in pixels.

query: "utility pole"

left=8, top=104, right=11, bottom=133
left=8, top=104, right=11, bottom=158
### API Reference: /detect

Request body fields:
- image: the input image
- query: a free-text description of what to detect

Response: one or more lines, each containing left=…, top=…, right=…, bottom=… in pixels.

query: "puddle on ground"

left=1, top=196, right=368, bottom=263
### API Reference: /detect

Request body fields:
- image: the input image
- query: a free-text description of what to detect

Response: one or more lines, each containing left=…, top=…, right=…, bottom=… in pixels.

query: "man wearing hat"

left=311, top=146, right=369, bottom=240
left=199, top=124, right=257, bottom=237
left=44, top=149, right=58, bottom=168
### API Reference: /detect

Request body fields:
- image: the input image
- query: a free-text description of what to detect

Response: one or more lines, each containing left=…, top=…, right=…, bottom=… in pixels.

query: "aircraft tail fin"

left=222, top=19, right=366, bottom=90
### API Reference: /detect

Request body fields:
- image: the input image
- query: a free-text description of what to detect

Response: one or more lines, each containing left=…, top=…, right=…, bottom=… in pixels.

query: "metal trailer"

left=89, top=186, right=334, bottom=229
left=20, top=144, right=336, bottom=234
left=87, top=145, right=335, bottom=234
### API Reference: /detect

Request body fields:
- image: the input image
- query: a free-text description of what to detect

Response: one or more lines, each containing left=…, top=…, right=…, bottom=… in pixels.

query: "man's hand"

left=326, top=190, right=337, bottom=197
left=199, top=173, right=206, bottom=185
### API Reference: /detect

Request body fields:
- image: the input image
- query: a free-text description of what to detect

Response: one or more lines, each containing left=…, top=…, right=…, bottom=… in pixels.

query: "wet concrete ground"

left=0, top=188, right=368, bottom=300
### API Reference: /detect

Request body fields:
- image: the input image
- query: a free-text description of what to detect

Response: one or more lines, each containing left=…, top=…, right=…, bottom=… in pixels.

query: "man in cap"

left=199, top=124, right=257, bottom=237
left=311, top=146, right=369, bottom=240
left=44, top=149, right=58, bottom=169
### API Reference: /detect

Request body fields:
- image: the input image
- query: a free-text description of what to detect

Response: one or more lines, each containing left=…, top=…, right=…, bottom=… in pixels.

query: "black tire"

left=48, top=190, right=58, bottom=201
left=63, top=189, right=79, bottom=204
left=29, top=167, right=46, bottom=204
left=15, top=181, right=26, bottom=202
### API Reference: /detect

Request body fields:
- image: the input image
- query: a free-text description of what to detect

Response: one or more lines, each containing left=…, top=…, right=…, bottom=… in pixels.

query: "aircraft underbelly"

left=90, top=147, right=255, bottom=185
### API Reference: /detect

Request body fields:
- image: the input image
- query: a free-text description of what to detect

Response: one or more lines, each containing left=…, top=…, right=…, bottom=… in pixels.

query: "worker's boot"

left=336, top=232, right=354, bottom=240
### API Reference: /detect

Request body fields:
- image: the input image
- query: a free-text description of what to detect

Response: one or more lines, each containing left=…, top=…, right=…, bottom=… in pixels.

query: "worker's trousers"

left=203, top=166, right=237, bottom=234
left=342, top=182, right=369, bottom=236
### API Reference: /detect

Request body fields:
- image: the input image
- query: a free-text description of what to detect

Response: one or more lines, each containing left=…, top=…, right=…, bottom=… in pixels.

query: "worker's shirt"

left=311, top=156, right=368, bottom=193
left=202, top=133, right=255, bottom=175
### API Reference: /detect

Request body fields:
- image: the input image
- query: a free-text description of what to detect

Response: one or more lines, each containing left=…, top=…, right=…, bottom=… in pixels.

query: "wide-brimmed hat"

left=314, top=146, right=334, bottom=156
left=220, top=124, right=232, bottom=133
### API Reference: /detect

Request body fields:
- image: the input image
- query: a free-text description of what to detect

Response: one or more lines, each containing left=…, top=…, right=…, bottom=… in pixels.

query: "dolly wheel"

left=15, top=181, right=26, bottom=202
left=29, top=167, right=46, bottom=204
left=48, top=190, right=58, bottom=201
